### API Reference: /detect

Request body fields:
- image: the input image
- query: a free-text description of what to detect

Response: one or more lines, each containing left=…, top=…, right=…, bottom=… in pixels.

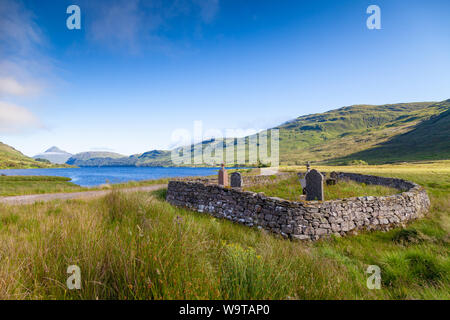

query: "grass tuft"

left=391, top=229, right=425, bottom=245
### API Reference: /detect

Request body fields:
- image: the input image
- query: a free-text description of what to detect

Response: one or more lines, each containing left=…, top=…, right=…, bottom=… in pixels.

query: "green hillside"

left=333, top=100, right=450, bottom=164
left=173, top=100, right=449, bottom=166
left=276, top=100, right=450, bottom=165
left=0, top=142, right=64, bottom=169
left=131, top=150, right=173, bottom=166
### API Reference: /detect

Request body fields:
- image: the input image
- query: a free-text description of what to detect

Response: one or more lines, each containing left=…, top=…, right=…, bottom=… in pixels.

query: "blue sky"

left=1, top=0, right=449, bottom=156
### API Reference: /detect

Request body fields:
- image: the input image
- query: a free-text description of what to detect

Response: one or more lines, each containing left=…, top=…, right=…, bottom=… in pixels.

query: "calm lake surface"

left=0, top=167, right=223, bottom=187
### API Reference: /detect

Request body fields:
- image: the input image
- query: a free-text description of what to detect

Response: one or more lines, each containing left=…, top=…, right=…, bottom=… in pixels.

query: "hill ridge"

left=63, top=99, right=450, bottom=167
left=2, top=99, right=449, bottom=168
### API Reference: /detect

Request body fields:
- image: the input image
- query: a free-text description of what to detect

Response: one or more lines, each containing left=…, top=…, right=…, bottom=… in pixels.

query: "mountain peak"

left=45, top=146, right=67, bottom=153
left=34, top=147, right=72, bottom=164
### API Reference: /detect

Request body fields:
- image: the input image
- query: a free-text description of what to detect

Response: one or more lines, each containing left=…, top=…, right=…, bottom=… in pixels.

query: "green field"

left=0, top=176, right=172, bottom=197
left=0, top=176, right=86, bottom=196
left=0, top=162, right=448, bottom=299
left=245, top=175, right=398, bottom=201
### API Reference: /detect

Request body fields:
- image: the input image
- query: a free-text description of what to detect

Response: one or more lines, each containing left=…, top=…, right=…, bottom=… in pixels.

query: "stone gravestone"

left=230, top=172, right=242, bottom=188
left=330, top=171, right=338, bottom=179
left=218, top=163, right=229, bottom=186
left=305, top=169, right=324, bottom=201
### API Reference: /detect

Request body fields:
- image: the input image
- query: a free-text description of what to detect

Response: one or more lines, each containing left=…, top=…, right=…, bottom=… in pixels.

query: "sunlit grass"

left=245, top=175, right=398, bottom=201
left=0, top=162, right=448, bottom=299
left=0, top=176, right=170, bottom=197
left=0, top=176, right=87, bottom=196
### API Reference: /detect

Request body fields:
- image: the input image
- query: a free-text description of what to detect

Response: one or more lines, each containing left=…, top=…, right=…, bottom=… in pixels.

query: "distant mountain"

left=66, top=151, right=128, bottom=166
left=33, top=146, right=72, bottom=164
left=3, top=99, right=446, bottom=169
left=64, top=150, right=172, bottom=167
left=129, top=99, right=450, bottom=166
left=0, top=142, right=64, bottom=169
left=45, top=146, right=66, bottom=153
left=29, top=98, right=446, bottom=168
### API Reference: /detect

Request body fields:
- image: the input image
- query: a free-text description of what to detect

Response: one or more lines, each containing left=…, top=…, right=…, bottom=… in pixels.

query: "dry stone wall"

left=166, top=172, right=430, bottom=240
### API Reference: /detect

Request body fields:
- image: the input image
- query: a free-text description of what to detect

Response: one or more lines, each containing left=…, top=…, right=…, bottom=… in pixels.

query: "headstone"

left=230, top=172, right=242, bottom=188
left=326, top=178, right=337, bottom=186
left=305, top=169, right=324, bottom=201
left=218, top=163, right=229, bottom=186
left=330, top=172, right=338, bottom=179
left=306, top=161, right=311, bottom=171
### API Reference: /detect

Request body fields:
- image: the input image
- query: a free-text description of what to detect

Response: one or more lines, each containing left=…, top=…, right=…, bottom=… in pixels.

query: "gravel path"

left=0, top=184, right=167, bottom=205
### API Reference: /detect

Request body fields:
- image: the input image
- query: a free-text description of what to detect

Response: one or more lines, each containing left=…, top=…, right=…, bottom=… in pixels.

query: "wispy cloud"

left=84, top=0, right=220, bottom=53
left=0, top=0, right=44, bottom=56
left=0, top=0, right=48, bottom=134
left=89, top=0, right=146, bottom=52
left=0, top=101, right=42, bottom=134
left=0, top=77, right=41, bottom=97
left=193, top=0, right=219, bottom=23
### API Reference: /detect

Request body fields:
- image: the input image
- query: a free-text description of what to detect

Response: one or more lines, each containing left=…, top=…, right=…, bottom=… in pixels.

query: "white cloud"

left=0, top=77, right=41, bottom=97
left=0, top=101, right=42, bottom=133
left=0, top=0, right=50, bottom=93
left=0, top=1, right=49, bottom=135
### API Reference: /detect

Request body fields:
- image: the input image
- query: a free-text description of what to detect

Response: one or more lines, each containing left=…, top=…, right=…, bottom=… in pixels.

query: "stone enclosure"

left=166, top=171, right=430, bottom=240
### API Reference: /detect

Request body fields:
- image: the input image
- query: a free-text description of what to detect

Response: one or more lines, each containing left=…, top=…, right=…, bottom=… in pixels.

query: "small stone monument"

left=330, top=172, right=339, bottom=180
left=230, top=172, right=242, bottom=188
left=305, top=169, right=324, bottom=201
left=306, top=161, right=311, bottom=171
left=218, top=163, right=229, bottom=186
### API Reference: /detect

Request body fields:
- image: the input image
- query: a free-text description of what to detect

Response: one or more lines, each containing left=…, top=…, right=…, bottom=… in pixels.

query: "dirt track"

left=0, top=184, right=167, bottom=205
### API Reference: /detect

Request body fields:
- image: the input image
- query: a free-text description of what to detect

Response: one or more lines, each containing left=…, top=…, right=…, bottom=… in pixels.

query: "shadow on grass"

left=151, top=188, right=167, bottom=201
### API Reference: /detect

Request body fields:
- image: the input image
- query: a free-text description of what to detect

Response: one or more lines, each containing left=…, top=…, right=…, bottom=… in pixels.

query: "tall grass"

left=0, top=163, right=448, bottom=299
